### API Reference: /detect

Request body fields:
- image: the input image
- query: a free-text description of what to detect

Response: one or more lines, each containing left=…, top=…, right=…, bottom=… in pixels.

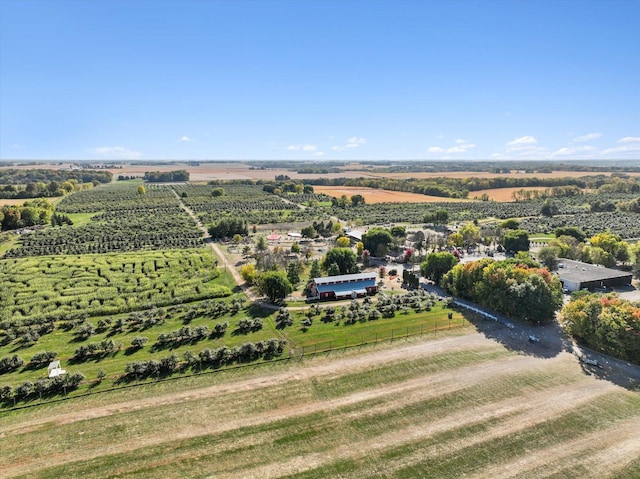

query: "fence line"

left=2, top=316, right=469, bottom=412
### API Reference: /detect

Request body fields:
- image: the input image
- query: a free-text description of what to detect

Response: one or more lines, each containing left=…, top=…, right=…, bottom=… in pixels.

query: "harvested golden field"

left=0, top=198, right=55, bottom=207
left=314, top=186, right=466, bottom=203
left=470, top=186, right=555, bottom=201
left=106, top=163, right=374, bottom=182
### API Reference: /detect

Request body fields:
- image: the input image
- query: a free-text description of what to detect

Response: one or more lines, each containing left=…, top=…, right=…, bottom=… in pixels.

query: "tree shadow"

left=459, top=308, right=640, bottom=391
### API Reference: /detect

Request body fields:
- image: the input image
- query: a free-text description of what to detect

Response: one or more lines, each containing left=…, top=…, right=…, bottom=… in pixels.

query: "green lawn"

left=2, top=337, right=637, bottom=479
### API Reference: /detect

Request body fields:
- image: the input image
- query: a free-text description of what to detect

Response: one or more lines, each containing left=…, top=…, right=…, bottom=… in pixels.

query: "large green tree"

left=503, top=229, right=529, bottom=253
left=420, top=252, right=458, bottom=284
left=322, top=248, right=357, bottom=275
left=362, top=227, right=393, bottom=257
left=258, top=270, right=293, bottom=303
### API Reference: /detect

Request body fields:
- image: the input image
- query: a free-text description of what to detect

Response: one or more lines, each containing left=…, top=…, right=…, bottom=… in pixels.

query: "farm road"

left=171, top=188, right=258, bottom=303
left=423, top=282, right=640, bottom=390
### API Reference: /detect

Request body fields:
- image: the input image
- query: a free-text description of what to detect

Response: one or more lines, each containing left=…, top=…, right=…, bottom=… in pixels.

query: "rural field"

left=0, top=331, right=639, bottom=478
left=313, top=186, right=466, bottom=204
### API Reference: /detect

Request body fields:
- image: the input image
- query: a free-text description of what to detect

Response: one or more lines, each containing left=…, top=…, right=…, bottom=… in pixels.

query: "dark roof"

left=557, top=259, right=632, bottom=284
left=313, top=272, right=377, bottom=285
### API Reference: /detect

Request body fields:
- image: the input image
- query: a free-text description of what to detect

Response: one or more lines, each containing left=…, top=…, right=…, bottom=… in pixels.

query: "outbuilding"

left=556, top=259, right=633, bottom=292
left=309, top=272, right=378, bottom=300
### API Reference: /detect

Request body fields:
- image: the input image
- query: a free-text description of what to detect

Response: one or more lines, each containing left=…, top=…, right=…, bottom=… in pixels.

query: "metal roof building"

left=309, top=272, right=378, bottom=300
left=557, top=259, right=633, bottom=292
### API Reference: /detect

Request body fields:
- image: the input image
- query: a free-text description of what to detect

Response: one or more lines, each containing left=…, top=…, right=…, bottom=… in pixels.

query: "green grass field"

left=1, top=334, right=638, bottom=478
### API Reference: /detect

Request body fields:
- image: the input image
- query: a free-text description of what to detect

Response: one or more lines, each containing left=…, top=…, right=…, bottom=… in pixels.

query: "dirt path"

left=171, top=188, right=258, bottom=302
left=1, top=332, right=633, bottom=478
left=0, top=334, right=491, bottom=437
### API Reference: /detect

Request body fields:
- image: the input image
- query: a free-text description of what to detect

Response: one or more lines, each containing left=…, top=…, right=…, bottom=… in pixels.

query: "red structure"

left=309, top=272, right=378, bottom=300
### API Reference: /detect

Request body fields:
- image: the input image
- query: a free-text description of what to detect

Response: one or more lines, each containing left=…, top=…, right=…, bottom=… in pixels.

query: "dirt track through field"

left=1, top=332, right=637, bottom=478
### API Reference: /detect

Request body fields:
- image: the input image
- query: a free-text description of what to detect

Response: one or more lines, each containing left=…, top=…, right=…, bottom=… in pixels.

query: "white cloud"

left=286, top=144, right=318, bottom=152
left=436, top=134, right=444, bottom=139
left=602, top=144, right=640, bottom=155
left=427, top=146, right=445, bottom=153
left=618, top=136, right=640, bottom=143
left=552, top=146, right=597, bottom=156
left=446, top=143, right=476, bottom=154
left=506, top=136, right=537, bottom=146
left=505, top=136, right=540, bottom=153
left=446, top=146, right=466, bottom=153
left=87, top=146, right=142, bottom=159
left=455, top=138, right=466, bottom=144
left=313, top=151, right=325, bottom=157
left=179, top=136, right=194, bottom=142
left=332, top=137, right=367, bottom=150
left=572, top=132, right=602, bottom=142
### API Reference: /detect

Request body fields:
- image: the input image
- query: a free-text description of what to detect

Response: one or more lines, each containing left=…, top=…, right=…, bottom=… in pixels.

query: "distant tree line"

left=0, top=168, right=112, bottom=185
left=143, top=170, right=190, bottom=182
left=0, top=179, right=95, bottom=199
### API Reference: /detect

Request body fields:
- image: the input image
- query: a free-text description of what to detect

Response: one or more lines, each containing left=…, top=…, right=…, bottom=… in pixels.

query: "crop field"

left=173, top=184, right=322, bottom=225
left=470, top=186, right=556, bottom=201
left=314, top=186, right=466, bottom=204
left=3, top=183, right=204, bottom=257
left=0, top=249, right=230, bottom=325
left=0, top=198, right=56, bottom=207
left=1, top=333, right=638, bottom=478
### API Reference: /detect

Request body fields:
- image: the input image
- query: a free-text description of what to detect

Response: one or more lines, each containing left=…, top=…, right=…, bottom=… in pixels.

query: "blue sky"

left=1, top=0, right=639, bottom=161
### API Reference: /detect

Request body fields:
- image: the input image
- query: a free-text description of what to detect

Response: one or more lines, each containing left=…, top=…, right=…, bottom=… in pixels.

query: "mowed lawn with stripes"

left=0, top=332, right=639, bottom=479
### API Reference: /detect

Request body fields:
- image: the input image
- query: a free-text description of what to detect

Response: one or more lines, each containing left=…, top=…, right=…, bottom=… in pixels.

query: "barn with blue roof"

left=309, top=272, right=378, bottom=300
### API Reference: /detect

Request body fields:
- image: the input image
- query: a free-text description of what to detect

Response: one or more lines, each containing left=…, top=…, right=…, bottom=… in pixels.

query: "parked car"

left=528, top=335, right=541, bottom=343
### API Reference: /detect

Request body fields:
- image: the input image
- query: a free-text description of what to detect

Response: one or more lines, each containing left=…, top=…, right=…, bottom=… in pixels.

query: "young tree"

left=309, top=259, right=322, bottom=279
left=255, top=235, right=267, bottom=252
left=286, top=261, right=301, bottom=286
left=336, top=236, right=351, bottom=248
left=240, top=263, right=258, bottom=284
left=137, top=185, right=146, bottom=195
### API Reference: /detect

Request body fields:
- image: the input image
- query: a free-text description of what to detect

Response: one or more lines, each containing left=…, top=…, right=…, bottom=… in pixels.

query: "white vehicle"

left=528, top=335, right=540, bottom=343
left=581, top=357, right=599, bottom=366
